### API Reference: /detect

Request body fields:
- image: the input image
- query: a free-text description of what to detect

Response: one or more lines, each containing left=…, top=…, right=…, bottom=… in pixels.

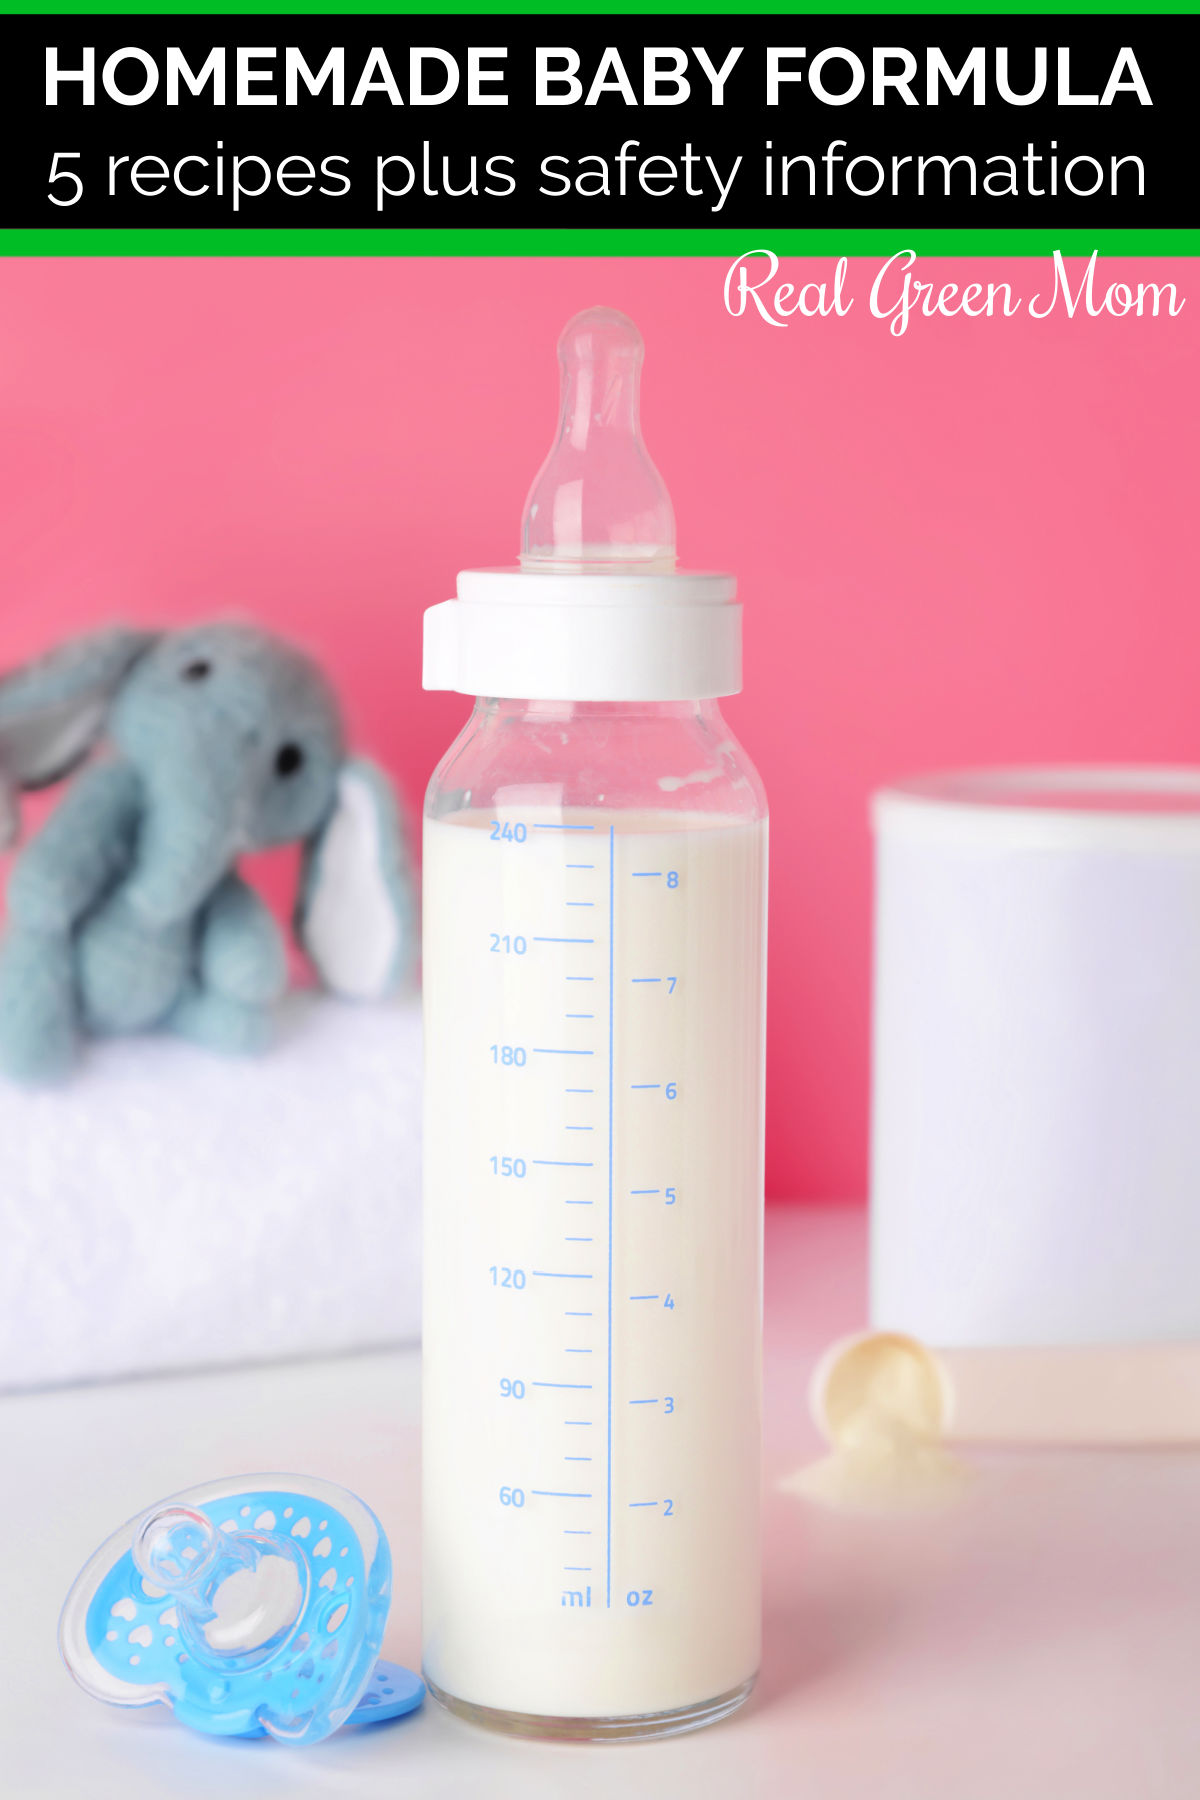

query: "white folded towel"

left=0, top=994, right=422, bottom=1390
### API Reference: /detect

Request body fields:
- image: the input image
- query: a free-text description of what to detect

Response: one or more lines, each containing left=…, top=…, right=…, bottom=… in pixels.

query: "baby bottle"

left=421, top=308, right=768, bottom=1740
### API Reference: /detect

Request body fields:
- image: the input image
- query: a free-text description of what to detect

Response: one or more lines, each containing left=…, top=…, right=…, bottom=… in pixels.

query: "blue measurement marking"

left=566, top=1126, right=594, bottom=1132
left=564, top=1421, right=591, bottom=1426
left=566, top=1013, right=595, bottom=1020
left=632, top=871, right=663, bottom=878
left=566, top=1086, right=594, bottom=1092
left=566, top=864, right=595, bottom=871
left=629, top=1501, right=658, bottom=1508
left=532, top=1491, right=591, bottom=1499
left=629, top=1398, right=659, bottom=1405
left=632, top=977, right=662, bottom=984
left=532, top=1381, right=592, bottom=1390
left=564, top=1238, right=593, bottom=1244
left=631, top=1083, right=661, bottom=1090
left=631, top=1189, right=660, bottom=1196
left=533, top=1160, right=594, bottom=1168
left=532, top=1271, right=593, bottom=1280
left=534, top=824, right=595, bottom=831
left=566, top=976, right=595, bottom=982
left=566, top=902, right=595, bottom=908
left=565, top=1347, right=592, bottom=1353
left=606, top=821, right=615, bottom=1611
left=533, top=937, right=595, bottom=946
left=630, top=1294, right=659, bottom=1301
left=565, top=1199, right=594, bottom=1206
left=564, top=1457, right=592, bottom=1463
left=563, top=1529, right=591, bottom=1535
left=564, top=1567, right=591, bottom=1572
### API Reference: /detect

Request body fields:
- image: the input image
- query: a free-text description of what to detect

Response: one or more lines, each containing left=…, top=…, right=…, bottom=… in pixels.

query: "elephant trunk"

left=123, top=745, right=252, bottom=927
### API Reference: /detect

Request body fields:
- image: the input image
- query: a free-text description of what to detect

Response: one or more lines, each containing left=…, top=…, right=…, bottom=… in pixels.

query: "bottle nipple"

left=520, top=307, right=677, bottom=574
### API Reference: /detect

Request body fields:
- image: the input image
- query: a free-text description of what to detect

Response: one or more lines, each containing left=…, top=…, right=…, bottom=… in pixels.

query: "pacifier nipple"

left=520, top=306, right=677, bottom=574
left=134, top=1504, right=304, bottom=1656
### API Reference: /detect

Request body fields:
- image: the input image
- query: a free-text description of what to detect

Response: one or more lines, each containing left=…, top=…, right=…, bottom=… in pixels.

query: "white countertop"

left=4, top=1206, right=1198, bottom=1799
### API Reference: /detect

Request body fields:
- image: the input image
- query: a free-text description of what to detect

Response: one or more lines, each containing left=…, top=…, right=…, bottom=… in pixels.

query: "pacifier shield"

left=60, top=1474, right=421, bottom=1745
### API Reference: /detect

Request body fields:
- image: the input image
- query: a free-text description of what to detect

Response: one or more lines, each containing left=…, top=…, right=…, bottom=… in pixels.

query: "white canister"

left=871, top=768, right=1200, bottom=1349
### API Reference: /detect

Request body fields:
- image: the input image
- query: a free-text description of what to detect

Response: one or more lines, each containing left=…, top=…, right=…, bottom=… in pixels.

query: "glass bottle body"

left=422, top=699, right=767, bottom=1739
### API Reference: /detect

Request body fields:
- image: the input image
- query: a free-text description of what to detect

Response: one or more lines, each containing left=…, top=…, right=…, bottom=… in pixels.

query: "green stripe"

left=0, top=228, right=1195, bottom=256
left=6, top=1, right=1198, bottom=13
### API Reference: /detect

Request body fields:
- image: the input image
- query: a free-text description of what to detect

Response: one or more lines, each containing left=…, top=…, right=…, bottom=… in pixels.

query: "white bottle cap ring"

left=423, top=570, right=740, bottom=702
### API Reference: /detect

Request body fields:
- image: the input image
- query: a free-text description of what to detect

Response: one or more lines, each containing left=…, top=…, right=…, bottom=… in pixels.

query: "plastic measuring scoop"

left=59, top=1475, right=424, bottom=1745
left=781, top=1331, right=969, bottom=1512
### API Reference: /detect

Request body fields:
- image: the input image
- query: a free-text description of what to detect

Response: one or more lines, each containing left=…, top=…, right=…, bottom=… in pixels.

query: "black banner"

left=6, top=14, right=1188, bottom=229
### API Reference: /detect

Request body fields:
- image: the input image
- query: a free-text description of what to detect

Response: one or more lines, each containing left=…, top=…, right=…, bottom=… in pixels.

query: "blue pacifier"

left=58, top=1474, right=423, bottom=1745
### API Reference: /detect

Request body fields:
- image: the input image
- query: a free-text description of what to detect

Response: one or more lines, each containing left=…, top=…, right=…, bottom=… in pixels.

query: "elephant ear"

left=296, top=757, right=417, bottom=1000
left=0, top=626, right=158, bottom=814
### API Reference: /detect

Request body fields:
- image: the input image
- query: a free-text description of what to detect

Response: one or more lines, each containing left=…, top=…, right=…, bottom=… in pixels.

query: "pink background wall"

left=0, top=256, right=1194, bottom=1199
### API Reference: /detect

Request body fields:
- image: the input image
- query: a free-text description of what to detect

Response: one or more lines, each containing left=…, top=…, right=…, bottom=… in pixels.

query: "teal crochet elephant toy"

left=0, top=621, right=416, bottom=1082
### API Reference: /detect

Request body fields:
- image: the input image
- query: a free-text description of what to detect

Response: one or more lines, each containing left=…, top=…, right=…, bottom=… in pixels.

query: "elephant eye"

left=275, top=743, right=305, bottom=779
left=182, top=659, right=212, bottom=683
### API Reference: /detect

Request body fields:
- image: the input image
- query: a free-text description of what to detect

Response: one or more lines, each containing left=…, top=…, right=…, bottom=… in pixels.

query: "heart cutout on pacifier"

left=58, top=1474, right=423, bottom=1745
